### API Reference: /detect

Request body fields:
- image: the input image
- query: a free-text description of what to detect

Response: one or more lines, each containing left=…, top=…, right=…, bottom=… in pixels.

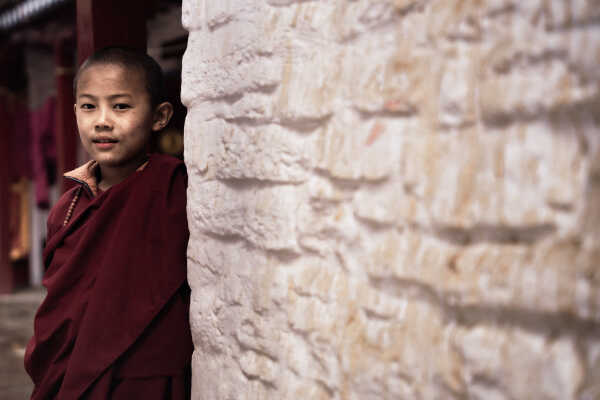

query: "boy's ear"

left=152, top=102, right=174, bottom=132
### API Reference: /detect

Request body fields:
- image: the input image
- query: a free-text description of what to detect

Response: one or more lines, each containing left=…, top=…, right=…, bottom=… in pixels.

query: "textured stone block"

left=181, top=0, right=204, bottom=31
left=186, top=115, right=311, bottom=183
left=187, top=179, right=301, bottom=252
left=438, top=53, right=477, bottom=128
left=181, top=25, right=281, bottom=107
left=456, top=326, right=585, bottom=399
left=315, top=111, right=402, bottom=181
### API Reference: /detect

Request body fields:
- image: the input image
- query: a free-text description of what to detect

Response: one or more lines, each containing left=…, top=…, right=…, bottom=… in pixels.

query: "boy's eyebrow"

left=77, top=93, right=133, bottom=100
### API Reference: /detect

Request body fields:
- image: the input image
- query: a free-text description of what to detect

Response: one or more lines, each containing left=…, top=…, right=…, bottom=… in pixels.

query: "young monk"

left=24, top=47, right=193, bottom=399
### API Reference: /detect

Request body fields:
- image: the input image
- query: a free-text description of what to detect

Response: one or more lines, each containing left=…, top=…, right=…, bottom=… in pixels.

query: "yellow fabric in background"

left=9, top=178, right=31, bottom=261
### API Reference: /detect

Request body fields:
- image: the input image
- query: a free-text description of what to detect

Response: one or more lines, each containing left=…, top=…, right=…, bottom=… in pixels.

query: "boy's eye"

left=80, top=103, right=95, bottom=110
left=114, top=103, right=131, bottom=110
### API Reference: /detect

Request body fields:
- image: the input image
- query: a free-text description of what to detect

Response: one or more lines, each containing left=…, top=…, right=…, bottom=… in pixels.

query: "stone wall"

left=181, top=1, right=600, bottom=399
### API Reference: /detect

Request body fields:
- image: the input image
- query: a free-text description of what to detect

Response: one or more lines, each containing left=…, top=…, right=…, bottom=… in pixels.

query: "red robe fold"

left=25, top=153, right=193, bottom=399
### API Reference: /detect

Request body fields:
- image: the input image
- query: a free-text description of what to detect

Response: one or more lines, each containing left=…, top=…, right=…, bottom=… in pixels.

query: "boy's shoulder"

left=48, top=154, right=185, bottom=234
left=145, top=153, right=187, bottom=189
left=60, top=153, right=184, bottom=196
left=148, top=153, right=185, bottom=173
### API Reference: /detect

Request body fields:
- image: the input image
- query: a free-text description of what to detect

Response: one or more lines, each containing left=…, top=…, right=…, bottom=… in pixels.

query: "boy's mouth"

left=92, top=137, right=119, bottom=150
left=92, top=138, right=118, bottom=143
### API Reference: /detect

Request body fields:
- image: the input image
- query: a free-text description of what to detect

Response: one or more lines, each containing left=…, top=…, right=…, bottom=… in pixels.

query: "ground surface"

left=0, top=288, right=45, bottom=400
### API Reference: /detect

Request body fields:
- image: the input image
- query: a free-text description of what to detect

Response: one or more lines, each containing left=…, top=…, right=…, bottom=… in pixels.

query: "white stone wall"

left=181, top=1, right=600, bottom=399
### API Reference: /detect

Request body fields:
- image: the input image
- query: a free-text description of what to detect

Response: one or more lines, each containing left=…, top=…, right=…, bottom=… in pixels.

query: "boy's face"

left=74, top=63, right=157, bottom=171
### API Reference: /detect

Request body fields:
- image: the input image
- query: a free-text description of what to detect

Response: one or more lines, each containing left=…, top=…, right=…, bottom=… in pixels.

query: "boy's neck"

left=97, top=155, right=148, bottom=191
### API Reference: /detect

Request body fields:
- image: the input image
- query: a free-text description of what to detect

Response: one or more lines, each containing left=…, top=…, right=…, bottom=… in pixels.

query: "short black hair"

left=73, top=47, right=165, bottom=108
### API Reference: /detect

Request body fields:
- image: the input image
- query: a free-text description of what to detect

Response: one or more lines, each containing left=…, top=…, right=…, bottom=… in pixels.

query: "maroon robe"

left=25, top=153, right=193, bottom=399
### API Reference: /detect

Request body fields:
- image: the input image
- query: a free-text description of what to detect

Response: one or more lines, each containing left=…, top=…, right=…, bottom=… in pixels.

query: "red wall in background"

left=76, top=0, right=148, bottom=65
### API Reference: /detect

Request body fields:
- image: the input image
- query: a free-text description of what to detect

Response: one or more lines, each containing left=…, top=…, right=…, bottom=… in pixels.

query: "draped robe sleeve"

left=24, top=154, right=193, bottom=399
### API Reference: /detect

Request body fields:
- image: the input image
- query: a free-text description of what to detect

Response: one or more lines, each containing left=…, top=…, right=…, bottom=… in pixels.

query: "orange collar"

left=64, top=159, right=149, bottom=197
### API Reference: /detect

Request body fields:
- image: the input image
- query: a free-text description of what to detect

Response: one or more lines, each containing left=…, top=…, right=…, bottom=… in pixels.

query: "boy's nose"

left=95, top=110, right=112, bottom=130
left=95, top=121, right=111, bottom=130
